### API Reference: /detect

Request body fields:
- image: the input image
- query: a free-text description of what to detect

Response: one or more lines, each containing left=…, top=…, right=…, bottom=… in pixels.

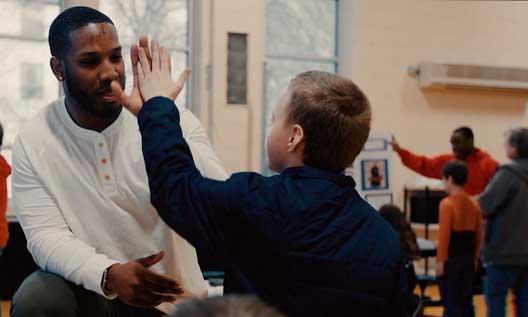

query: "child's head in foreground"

left=170, top=295, right=284, bottom=317
left=266, top=70, right=372, bottom=174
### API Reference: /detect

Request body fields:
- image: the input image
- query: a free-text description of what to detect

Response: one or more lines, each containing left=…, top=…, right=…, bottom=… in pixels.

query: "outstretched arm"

left=126, top=41, right=253, bottom=260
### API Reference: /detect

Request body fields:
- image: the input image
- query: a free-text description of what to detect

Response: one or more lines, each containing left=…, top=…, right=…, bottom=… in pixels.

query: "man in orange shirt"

left=437, top=161, right=483, bottom=317
left=392, top=127, right=498, bottom=195
left=0, top=122, right=11, bottom=257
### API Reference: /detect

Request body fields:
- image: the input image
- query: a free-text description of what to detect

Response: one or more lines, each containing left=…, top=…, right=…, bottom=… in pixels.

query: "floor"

left=420, top=285, right=514, bottom=317
left=0, top=287, right=515, bottom=316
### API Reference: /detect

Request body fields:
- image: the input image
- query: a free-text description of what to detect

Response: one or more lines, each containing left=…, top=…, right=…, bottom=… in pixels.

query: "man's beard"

left=63, top=69, right=124, bottom=119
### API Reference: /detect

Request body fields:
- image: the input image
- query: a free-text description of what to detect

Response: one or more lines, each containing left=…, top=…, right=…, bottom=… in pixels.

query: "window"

left=0, top=0, right=60, bottom=147
left=99, top=0, right=190, bottom=107
left=263, top=0, right=339, bottom=173
left=21, top=63, right=44, bottom=99
left=0, top=0, right=60, bottom=205
left=227, top=33, right=248, bottom=105
left=21, top=3, right=45, bottom=39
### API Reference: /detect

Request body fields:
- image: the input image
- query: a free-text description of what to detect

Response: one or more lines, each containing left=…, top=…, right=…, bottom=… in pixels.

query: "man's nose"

left=99, top=59, right=119, bottom=82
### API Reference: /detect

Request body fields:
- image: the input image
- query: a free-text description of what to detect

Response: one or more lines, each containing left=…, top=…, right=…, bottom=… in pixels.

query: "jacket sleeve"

left=0, top=156, right=11, bottom=178
left=396, top=148, right=450, bottom=179
left=12, top=136, right=119, bottom=297
left=478, top=167, right=514, bottom=218
left=178, top=106, right=228, bottom=181
left=138, top=97, right=253, bottom=261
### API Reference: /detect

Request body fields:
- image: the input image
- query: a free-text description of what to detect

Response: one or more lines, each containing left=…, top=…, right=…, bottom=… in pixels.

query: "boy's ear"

left=287, top=124, right=304, bottom=152
left=50, top=56, right=64, bottom=81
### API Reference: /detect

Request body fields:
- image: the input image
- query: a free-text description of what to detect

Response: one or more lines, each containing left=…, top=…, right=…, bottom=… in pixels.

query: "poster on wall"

left=347, top=132, right=394, bottom=210
left=361, top=159, right=389, bottom=191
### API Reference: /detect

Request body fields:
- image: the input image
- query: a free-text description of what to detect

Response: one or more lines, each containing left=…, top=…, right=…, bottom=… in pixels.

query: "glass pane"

left=100, top=0, right=188, bottom=49
left=100, top=0, right=189, bottom=100
left=266, top=0, right=337, bottom=58
left=262, top=59, right=336, bottom=174
left=0, top=1, right=60, bottom=146
left=227, top=33, right=248, bottom=104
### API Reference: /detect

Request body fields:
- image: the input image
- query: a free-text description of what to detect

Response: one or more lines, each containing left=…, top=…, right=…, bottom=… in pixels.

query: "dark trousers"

left=10, top=270, right=165, bottom=317
left=484, top=265, right=528, bottom=317
left=438, top=256, right=475, bottom=317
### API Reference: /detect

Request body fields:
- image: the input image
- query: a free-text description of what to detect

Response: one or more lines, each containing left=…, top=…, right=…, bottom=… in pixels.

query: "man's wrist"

left=101, top=264, right=118, bottom=295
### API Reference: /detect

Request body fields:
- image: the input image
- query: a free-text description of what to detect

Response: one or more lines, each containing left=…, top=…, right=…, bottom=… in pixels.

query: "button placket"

left=95, top=138, right=117, bottom=194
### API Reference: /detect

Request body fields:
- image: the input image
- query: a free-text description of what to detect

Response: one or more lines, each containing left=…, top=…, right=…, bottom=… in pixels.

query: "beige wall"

left=347, top=0, right=528, bottom=204
left=200, top=0, right=265, bottom=174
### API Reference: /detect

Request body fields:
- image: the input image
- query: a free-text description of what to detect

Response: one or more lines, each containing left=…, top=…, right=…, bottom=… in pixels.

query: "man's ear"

left=50, top=56, right=64, bottom=81
left=287, top=124, right=304, bottom=152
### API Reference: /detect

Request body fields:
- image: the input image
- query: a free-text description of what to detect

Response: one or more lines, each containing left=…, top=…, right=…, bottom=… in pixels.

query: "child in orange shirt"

left=0, top=122, right=11, bottom=257
left=437, top=161, right=483, bottom=317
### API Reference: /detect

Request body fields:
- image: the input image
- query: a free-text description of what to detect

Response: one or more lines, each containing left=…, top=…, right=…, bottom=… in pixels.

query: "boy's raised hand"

left=123, top=40, right=190, bottom=117
left=110, top=35, right=152, bottom=116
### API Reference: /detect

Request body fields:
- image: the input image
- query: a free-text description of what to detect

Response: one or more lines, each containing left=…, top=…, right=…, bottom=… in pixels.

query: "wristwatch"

left=101, top=267, right=112, bottom=295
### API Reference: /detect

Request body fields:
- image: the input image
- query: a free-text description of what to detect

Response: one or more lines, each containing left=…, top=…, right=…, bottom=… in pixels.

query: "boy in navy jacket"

left=117, top=42, right=404, bottom=317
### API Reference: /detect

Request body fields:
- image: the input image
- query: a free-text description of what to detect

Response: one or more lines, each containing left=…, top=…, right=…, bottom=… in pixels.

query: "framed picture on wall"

left=365, top=193, right=393, bottom=210
left=361, top=159, right=389, bottom=191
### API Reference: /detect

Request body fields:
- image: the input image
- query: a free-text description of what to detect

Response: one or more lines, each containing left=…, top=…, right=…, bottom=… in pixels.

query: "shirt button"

left=99, top=142, right=104, bottom=147
left=101, top=158, right=107, bottom=164
left=105, top=175, right=111, bottom=181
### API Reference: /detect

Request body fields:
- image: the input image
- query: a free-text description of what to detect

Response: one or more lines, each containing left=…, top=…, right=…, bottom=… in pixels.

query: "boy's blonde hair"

left=287, top=71, right=371, bottom=173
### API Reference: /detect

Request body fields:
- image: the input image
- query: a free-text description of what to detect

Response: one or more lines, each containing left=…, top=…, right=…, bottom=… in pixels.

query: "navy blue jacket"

left=138, top=97, right=404, bottom=317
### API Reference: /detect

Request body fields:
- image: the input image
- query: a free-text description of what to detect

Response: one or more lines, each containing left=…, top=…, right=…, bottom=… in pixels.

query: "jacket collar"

left=282, top=166, right=356, bottom=187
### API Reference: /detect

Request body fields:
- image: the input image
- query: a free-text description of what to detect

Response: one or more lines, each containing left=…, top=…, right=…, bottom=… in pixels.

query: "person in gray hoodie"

left=479, top=127, right=528, bottom=317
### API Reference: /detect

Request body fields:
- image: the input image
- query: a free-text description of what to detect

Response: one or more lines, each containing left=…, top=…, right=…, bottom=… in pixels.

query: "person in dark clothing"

left=379, top=204, right=420, bottom=261
left=479, top=128, right=528, bottom=317
left=378, top=204, right=421, bottom=315
left=115, top=42, right=405, bottom=317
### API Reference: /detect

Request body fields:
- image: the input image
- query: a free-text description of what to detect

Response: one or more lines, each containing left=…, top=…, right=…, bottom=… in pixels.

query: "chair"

left=408, top=187, right=446, bottom=315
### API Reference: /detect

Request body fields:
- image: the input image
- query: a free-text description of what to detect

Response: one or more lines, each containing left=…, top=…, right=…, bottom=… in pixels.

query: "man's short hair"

left=170, top=295, right=284, bottom=317
left=507, top=127, right=528, bottom=159
left=442, top=161, right=468, bottom=186
left=287, top=71, right=371, bottom=173
left=48, top=6, right=114, bottom=58
left=453, top=126, right=474, bottom=140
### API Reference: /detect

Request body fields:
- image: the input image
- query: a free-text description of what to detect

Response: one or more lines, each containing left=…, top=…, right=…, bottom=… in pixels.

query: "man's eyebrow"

left=78, top=46, right=122, bottom=57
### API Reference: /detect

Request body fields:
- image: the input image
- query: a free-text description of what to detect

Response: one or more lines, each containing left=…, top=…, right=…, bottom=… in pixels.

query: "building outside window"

left=0, top=0, right=60, bottom=203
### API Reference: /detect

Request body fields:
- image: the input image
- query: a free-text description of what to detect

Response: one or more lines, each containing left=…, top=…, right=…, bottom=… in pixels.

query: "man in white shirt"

left=10, top=6, right=227, bottom=317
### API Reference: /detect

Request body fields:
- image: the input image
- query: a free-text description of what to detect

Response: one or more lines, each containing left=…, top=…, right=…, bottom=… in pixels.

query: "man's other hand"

left=105, top=251, right=183, bottom=307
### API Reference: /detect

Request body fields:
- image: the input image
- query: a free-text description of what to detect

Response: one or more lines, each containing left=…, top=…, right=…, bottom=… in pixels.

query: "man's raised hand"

left=111, top=35, right=153, bottom=116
